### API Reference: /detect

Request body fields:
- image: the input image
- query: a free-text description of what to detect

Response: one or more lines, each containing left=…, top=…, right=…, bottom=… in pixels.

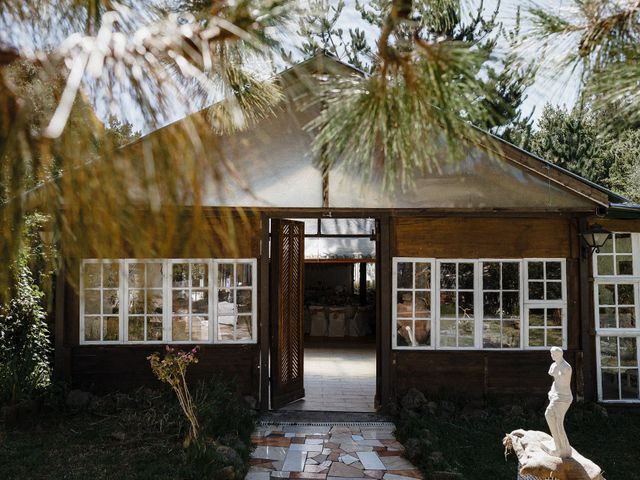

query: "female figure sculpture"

left=545, top=347, right=573, bottom=458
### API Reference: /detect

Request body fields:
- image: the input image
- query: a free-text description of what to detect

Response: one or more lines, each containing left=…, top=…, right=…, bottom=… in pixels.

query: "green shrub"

left=0, top=264, right=52, bottom=404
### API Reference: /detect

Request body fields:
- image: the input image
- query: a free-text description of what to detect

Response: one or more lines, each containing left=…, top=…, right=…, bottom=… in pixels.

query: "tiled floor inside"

left=280, top=346, right=376, bottom=412
left=247, top=423, right=423, bottom=479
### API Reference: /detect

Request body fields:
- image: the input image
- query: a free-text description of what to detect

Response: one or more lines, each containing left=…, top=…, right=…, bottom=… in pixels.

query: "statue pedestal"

left=504, top=430, right=605, bottom=480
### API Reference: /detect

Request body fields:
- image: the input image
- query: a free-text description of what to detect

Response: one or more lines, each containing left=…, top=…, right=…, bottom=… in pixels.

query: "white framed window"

left=437, top=261, right=476, bottom=348
left=392, top=258, right=434, bottom=349
left=392, top=257, right=567, bottom=351
left=481, top=261, right=522, bottom=349
left=80, top=258, right=257, bottom=345
left=594, top=233, right=640, bottom=402
left=80, top=260, right=122, bottom=344
left=214, top=259, right=258, bottom=343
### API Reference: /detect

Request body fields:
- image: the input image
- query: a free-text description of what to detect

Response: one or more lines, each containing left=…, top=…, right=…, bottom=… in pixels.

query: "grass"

left=0, top=380, right=256, bottom=480
left=395, top=398, right=640, bottom=479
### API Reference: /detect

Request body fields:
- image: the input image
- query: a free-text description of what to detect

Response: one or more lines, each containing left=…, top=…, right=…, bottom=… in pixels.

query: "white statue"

left=544, top=347, right=573, bottom=458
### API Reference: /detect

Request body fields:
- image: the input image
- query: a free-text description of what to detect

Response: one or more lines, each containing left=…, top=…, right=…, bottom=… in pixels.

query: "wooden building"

left=55, top=54, right=640, bottom=410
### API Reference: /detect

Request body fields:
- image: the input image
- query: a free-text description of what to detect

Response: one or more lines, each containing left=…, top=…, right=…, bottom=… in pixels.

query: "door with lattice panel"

left=270, top=219, right=305, bottom=408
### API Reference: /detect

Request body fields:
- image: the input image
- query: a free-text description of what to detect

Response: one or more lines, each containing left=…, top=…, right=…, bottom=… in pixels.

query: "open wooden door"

left=270, top=219, right=305, bottom=408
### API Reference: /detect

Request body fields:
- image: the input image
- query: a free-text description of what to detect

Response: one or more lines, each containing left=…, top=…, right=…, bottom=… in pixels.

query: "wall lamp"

left=580, top=224, right=611, bottom=258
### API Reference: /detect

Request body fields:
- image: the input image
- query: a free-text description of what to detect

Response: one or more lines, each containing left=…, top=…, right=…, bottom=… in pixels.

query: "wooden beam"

left=259, top=214, right=270, bottom=411
left=378, top=213, right=393, bottom=410
left=578, top=217, right=597, bottom=401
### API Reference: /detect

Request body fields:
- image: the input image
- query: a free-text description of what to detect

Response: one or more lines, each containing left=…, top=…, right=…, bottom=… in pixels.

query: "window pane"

left=218, top=322, right=234, bottom=341
left=459, top=263, right=474, bottom=289
left=83, top=264, right=101, bottom=288
left=191, top=316, right=209, bottom=341
left=529, top=309, right=545, bottom=327
left=529, top=282, right=544, bottom=300
left=529, top=328, right=544, bottom=347
left=147, top=316, right=163, bottom=341
left=597, top=255, right=614, bottom=275
left=548, top=308, right=563, bottom=327
left=459, top=334, right=474, bottom=347
left=617, top=256, right=633, bottom=275
left=148, top=263, right=163, bottom=288
left=85, top=290, right=101, bottom=314
left=483, top=292, right=500, bottom=318
left=84, top=316, right=100, bottom=341
left=172, top=290, right=189, bottom=314
left=619, top=308, right=636, bottom=328
left=217, top=264, right=234, bottom=288
left=397, top=262, right=413, bottom=289
left=502, top=292, right=520, bottom=318
left=616, top=234, right=632, bottom=253
left=128, top=317, right=144, bottom=341
left=236, top=316, right=252, bottom=341
left=191, top=290, right=208, bottom=314
left=415, top=292, right=430, bottom=318
left=547, top=329, right=563, bottom=347
left=502, top=320, right=520, bottom=348
left=439, top=319, right=456, bottom=347
left=396, top=292, right=413, bottom=318
left=237, top=263, right=252, bottom=287
left=528, top=262, right=543, bottom=280
left=621, top=369, right=639, bottom=399
left=103, top=263, right=119, bottom=288
left=103, top=289, right=119, bottom=314
left=459, top=292, right=474, bottom=317
left=414, top=320, right=431, bottom=346
left=440, top=263, right=456, bottom=289
left=598, top=284, right=615, bottom=305
left=483, top=263, right=500, bottom=290
left=396, top=320, right=414, bottom=347
left=599, top=307, right=616, bottom=328
left=546, top=282, right=562, bottom=300
left=599, top=237, right=613, bottom=254
left=618, top=284, right=635, bottom=305
left=546, top=262, right=562, bottom=280
left=172, top=264, right=189, bottom=287
left=440, top=291, right=456, bottom=317
left=502, top=263, right=519, bottom=290
left=129, top=289, right=144, bottom=314
left=620, top=337, right=638, bottom=367
left=191, top=263, right=208, bottom=288
left=104, top=316, right=119, bottom=341
left=601, top=369, right=619, bottom=400
left=172, top=316, right=189, bottom=341
left=415, top=263, right=430, bottom=289
left=459, top=318, right=474, bottom=339
left=128, top=263, right=145, bottom=288
left=237, top=289, right=252, bottom=314
left=600, top=337, right=618, bottom=367
left=483, top=320, right=501, bottom=348
left=147, top=289, right=163, bottom=314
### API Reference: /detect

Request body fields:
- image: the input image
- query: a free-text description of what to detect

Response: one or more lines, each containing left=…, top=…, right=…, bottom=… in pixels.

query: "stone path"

left=247, top=422, right=423, bottom=480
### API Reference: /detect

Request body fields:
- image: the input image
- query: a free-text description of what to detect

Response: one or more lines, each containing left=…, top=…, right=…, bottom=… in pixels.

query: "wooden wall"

left=60, top=209, right=263, bottom=398
left=390, top=216, right=585, bottom=401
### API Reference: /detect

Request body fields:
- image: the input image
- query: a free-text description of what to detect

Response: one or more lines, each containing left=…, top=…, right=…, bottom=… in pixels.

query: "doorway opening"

left=277, top=217, right=378, bottom=412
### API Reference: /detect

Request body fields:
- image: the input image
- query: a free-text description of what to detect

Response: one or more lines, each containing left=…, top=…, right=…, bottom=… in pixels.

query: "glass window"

left=596, top=283, right=636, bottom=329
left=393, top=259, right=433, bottom=348
left=482, top=261, right=521, bottom=349
left=595, top=233, right=633, bottom=276
left=170, top=261, right=209, bottom=342
left=526, top=260, right=564, bottom=301
left=81, top=261, right=120, bottom=342
left=438, top=261, right=475, bottom=348
left=526, top=307, right=564, bottom=348
left=215, top=260, right=257, bottom=343
left=599, top=336, right=639, bottom=401
left=126, top=261, right=164, bottom=342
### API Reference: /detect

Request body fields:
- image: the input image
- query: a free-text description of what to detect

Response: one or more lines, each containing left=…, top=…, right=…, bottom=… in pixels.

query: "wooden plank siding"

left=390, top=216, right=586, bottom=401
left=61, top=209, right=263, bottom=398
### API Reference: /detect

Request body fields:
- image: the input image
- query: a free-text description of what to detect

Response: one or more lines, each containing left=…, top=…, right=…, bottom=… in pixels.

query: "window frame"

left=392, top=257, right=436, bottom=350
left=392, top=257, right=568, bottom=351
left=596, top=333, right=640, bottom=403
left=79, top=258, right=258, bottom=345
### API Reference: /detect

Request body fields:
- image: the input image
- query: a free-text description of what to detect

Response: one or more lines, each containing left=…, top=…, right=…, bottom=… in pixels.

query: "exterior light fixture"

left=581, top=224, right=611, bottom=256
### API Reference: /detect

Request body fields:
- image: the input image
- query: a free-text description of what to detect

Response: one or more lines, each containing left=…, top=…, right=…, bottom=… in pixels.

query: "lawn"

left=0, top=381, right=256, bottom=480
left=395, top=395, right=640, bottom=479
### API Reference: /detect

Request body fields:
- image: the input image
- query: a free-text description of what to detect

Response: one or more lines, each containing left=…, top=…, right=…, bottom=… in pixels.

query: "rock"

left=216, top=445, right=241, bottom=465
left=504, top=429, right=604, bottom=480
left=66, top=390, right=93, bottom=409
left=401, top=388, right=427, bottom=411
left=243, top=395, right=258, bottom=410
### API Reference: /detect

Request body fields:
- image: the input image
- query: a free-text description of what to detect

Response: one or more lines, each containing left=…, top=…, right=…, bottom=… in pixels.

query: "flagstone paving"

left=247, top=423, right=423, bottom=480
